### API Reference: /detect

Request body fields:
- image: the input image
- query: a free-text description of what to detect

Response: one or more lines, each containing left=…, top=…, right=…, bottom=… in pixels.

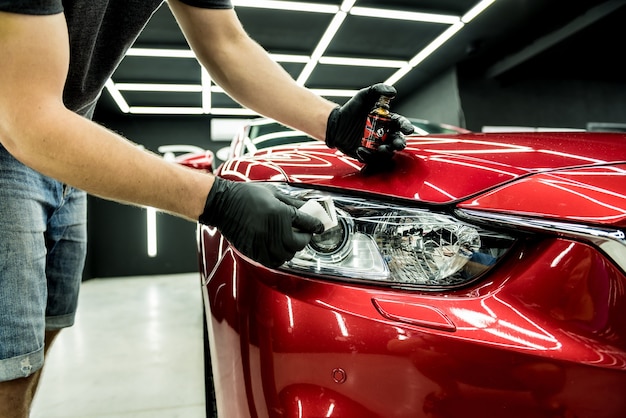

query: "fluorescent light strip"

left=201, top=68, right=212, bottom=113
left=311, top=88, right=359, bottom=97
left=128, top=106, right=258, bottom=116
left=211, top=84, right=358, bottom=98
left=127, top=48, right=309, bottom=65
left=104, top=79, right=130, bottom=113
left=462, top=0, right=497, bottom=23
left=126, top=48, right=195, bottom=58
left=270, top=54, right=310, bottom=63
left=340, top=0, right=357, bottom=12
left=116, top=83, right=202, bottom=92
left=297, top=11, right=347, bottom=85
left=210, top=108, right=259, bottom=116
left=385, top=65, right=413, bottom=86
left=311, top=11, right=347, bottom=62
left=295, top=62, right=316, bottom=86
left=350, top=7, right=460, bottom=24
left=319, top=56, right=406, bottom=68
left=385, top=21, right=465, bottom=85
left=232, top=0, right=338, bottom=14
left=130, top=107, right=205, bottom=115
left=386, top=2, right=497, bottom=86
left=409, top=21, right=465, bottom=67
left=147, top=207, right=157, bottom=257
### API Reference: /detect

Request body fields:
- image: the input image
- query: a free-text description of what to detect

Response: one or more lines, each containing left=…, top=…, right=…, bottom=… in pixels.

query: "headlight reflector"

left=277, top=185, right=516, bottom=289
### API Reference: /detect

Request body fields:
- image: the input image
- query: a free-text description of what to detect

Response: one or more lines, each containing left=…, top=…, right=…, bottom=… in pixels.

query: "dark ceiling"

left=97, top=0, right=626, bottom=117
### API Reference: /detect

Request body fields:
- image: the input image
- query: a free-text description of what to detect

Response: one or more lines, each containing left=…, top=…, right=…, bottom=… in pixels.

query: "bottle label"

left=362, top=114, right=391, bottom=149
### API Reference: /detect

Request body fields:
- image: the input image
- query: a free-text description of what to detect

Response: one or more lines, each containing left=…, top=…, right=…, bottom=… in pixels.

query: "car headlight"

left=275, top=184, right=516, bottom=290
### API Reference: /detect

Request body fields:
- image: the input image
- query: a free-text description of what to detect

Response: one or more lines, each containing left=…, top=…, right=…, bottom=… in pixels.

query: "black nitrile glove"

left=325, top=83, right=415, bottom=164
left=199, top=177, right=324, bottom=268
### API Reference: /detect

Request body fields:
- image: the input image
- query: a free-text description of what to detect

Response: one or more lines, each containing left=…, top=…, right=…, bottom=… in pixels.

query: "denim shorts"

left=0, top=144, right=87, bottom=381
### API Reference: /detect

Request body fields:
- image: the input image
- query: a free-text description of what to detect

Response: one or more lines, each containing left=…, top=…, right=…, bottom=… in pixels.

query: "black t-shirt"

left=0, top=0, right=232, bottom=117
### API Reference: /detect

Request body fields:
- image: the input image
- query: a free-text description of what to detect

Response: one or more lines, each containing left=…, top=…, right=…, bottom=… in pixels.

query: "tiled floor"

left=31, top=273, right=206, bottom=418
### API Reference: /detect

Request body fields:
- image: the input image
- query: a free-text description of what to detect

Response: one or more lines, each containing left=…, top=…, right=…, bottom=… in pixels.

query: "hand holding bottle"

left=325, top=83, right=414, bottom=165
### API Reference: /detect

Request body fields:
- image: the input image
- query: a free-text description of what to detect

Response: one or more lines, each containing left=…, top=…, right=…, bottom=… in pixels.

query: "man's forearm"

left=3, top=104, right=212, bottom=221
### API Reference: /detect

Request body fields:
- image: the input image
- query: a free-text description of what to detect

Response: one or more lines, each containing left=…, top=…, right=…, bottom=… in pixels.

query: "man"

left=0, top=0, right=413, bottom=416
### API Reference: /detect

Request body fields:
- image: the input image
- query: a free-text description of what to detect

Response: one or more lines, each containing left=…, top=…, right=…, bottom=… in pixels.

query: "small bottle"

left=361, top=95, right=393, bottom=150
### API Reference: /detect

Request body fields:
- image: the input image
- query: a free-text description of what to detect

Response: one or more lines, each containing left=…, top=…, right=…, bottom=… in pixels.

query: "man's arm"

left=0, top=11, right=212, bottom=221
left=0, top=10, right=324, bottom=267
left=167, top=1, right=338, bottom=141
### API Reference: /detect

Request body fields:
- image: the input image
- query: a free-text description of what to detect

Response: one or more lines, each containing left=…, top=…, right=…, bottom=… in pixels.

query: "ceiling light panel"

left=350, top=7, right=460, bottom=24
left=318, top=57, right=407, bottom=68
left=297, top=11, right=347, bottom=84
left=115, top=83, right=202, bottom=92
left=462, top=0, right=497, bottom=23
left=324, top=14, right=450, bottom=61
left=104, top=79, right=129, bottom=113
left=107, top=0, right=498, bottom=116
left=125, top=48, right=195, bottom=58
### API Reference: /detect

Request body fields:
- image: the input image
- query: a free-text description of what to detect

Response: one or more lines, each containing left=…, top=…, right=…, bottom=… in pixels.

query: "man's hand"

left=325, top=83, right=415, bottom=164
left=199, top=177, right=324, bottom=268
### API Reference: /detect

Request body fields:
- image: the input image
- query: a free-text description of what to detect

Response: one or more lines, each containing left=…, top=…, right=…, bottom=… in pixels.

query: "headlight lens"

left=277, top=185, right=516, bottom=289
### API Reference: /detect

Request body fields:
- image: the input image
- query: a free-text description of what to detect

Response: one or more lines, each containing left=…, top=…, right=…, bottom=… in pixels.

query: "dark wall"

left=459, top=77, right=626, bottom=132
left=84, top=113, right=224, bottom=279
left=394, top=68, right=626, bottom=134
left=455, top=3, right=626, bottom=132
left=395, top=69, right=465, bottom=127
left=85, top=197, right=199, bottom=278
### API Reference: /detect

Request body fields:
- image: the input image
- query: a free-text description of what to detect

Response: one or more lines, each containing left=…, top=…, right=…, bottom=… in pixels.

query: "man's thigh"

left=0, top=145, right=86, bottom=381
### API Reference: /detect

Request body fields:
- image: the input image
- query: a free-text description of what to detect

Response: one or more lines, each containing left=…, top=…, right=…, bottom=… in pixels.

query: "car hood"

left=217, top=131, right=626, bottom=221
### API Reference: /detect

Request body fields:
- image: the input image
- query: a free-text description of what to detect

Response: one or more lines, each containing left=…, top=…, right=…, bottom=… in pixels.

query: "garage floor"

left=31, top=273, right=206, bottom=418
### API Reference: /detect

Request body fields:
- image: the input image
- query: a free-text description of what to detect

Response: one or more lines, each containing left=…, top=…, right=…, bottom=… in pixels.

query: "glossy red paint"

left=174, top=151, right=214, bottom=171
left=217, top=131, right=626, bottom=205
left=184, top=129, right=626, bottom=417
left=458, top=164, right=626, bottom=227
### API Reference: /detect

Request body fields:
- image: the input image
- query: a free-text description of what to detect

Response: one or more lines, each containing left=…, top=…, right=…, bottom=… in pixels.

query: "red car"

left=180, top=120, right=626, bottom=418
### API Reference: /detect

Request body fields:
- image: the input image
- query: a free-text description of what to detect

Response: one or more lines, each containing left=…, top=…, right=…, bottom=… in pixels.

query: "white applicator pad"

left=299, top=197, right=338, bottom=232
